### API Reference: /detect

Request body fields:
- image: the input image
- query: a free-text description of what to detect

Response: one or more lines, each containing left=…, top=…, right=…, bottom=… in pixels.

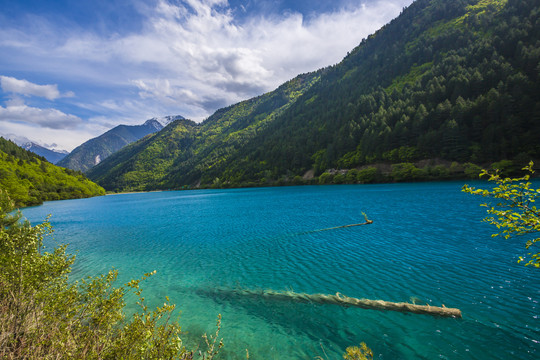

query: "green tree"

left=318, top=172, right=334, bottom=184
left=462, top=161, right=540, bottom=268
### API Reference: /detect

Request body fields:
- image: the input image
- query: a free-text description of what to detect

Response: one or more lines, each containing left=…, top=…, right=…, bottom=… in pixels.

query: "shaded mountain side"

left=89, top=0, right=540, bottom=191
left=57, top=119, right=167, bottom=172
left=21, top=142, right=68, bottom=164
left=0, top=137, right=105, bottom=207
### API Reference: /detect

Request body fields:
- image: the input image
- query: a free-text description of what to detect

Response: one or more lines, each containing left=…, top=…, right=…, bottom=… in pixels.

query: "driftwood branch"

left=312, top=219, right=373, bottom=232
left=305, top=213, right=373, bottom=234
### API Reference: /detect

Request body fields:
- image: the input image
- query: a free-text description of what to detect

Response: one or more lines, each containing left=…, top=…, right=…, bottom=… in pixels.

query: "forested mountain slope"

left=220, top=0, right=540, bottom=181
left=89, top=0, right=540, bottom=191
left=58, top=119, right=168, bottom=172
left=0, top=138, right=105, bottom=207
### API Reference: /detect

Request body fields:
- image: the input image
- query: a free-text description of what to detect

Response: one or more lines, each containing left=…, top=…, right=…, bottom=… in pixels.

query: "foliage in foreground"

left=315, top=342, right=373, bottom=360
left=0, top=189, right=221, bottom=359
left=343, top=342, right=374, bottom=360
left=463, top=161, right=540, bottom=267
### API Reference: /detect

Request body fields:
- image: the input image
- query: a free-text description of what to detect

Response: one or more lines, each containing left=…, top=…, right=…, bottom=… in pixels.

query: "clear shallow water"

left=22, top=183, right=539, bottom=359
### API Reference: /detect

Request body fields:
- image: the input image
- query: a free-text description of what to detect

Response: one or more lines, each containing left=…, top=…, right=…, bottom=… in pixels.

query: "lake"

left=21, top=183, right=539, bottom=359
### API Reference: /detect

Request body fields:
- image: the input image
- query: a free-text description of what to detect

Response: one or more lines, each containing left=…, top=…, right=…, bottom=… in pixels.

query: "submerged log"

left=210, top=288, right=462, bottom=318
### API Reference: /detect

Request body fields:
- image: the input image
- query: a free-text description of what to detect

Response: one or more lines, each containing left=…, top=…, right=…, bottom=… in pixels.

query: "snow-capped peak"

left=151, top=115, right=185, bottom=127
left=143, top=119, right=164, bottom=131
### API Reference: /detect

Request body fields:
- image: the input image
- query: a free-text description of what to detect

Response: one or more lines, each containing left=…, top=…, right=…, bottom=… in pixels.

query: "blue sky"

left=0, top=0, right=413, bottom=151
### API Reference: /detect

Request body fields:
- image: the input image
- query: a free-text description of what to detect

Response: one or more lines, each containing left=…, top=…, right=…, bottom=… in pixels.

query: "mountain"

left=57, top=118, right=172, bottom=172
left=20, top=142, right=68, bottom=164
left=88, top=0, right=540, bottom=192
left=87, top=72, right=321, bottom=190
left=0, top=137, right=105, bottom=207
left=87, top=119, right=199, bottom=191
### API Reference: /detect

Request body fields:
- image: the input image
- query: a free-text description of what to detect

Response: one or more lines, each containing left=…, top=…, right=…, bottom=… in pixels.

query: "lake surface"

left=22, top=183, right=539, bottom=359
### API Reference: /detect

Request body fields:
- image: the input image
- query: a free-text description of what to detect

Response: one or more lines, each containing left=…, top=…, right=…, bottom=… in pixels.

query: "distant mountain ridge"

left=20, top=142, right=68, bottom=164
left=88, top=0, right=540, bottom=191
left=58, top=116, right=183, bottom=172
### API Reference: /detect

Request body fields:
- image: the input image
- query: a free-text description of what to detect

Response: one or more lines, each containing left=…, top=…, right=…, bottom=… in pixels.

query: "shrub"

left=0, top=189, right=222, bottom=359
left=343, top=342, right=373, bottom=360
left=390, top=163, right=423, bottom=182
left=318, top=172, right=334, bottom=184
left=356, top=167, right=380, bottom=184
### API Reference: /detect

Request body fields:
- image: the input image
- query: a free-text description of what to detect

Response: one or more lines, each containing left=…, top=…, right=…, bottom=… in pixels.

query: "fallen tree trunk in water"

left=302, top=214, right=373, bottom=234
left=311, top=219, right=373, bottom=232
left=210, top=288, right=462, bottom=318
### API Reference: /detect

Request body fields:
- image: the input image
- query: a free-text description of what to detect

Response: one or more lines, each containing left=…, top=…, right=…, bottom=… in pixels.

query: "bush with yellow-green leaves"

left=0, top=189, right=221, bottom=359
left=463, top=161, right=540, bottom=268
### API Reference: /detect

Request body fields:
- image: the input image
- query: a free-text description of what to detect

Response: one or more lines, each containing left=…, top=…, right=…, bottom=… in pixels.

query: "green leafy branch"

left=463, top=161, right=540, bottom=267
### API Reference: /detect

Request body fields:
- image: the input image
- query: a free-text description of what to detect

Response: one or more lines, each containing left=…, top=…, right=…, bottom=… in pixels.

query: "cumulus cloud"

left=0, top=75, right=82, bottom=144
left=119, top=0, right=411, bottom=114
left=0, top=75, right=74, bottom=100
left=39, top=0, right=410, bottom=117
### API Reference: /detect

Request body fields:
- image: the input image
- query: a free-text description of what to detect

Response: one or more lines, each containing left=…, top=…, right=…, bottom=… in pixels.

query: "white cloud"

left=0, top=102, right=83, bottom=130
left=116, top=0, right=411, bottom=114
left=23, top=0, right=410, bottom=116
left=0, top=75, right=73, bottom=100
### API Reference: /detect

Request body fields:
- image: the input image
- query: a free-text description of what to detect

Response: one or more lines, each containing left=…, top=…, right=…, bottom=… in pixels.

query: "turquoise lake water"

left=21, top=183, right=539, bottom=359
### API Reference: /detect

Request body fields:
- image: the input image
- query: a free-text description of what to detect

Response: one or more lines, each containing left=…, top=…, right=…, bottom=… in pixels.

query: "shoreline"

left=105, top=190, right=164, bottom=196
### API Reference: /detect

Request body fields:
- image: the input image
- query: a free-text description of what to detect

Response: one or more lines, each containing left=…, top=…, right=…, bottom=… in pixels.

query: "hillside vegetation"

left=0, top=138, right=105, bottom=207
left=89, top=0, right=540, bottom=192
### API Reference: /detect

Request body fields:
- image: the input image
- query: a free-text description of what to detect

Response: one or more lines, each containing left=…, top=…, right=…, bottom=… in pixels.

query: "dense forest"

left=0, top=138, right=105, bottom=207
left=88, top=0, right=540, bottom=192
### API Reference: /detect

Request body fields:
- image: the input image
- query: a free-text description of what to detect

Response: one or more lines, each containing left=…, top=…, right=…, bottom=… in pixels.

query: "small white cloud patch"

left=0, top=103, right=82, bottom=130
left=0, top=75, right=73, bottom=100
